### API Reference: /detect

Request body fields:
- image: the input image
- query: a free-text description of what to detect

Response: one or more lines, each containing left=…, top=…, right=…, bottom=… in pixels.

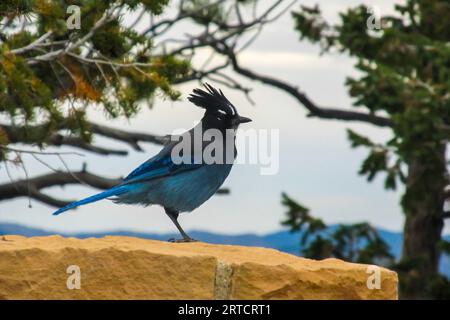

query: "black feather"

left=188, top=83, right=236, bottom=115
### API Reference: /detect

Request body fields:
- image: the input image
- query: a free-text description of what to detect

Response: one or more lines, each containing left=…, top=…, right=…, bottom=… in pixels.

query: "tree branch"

left=215, top=43, right=393, bottom=127
left=0, top=170, right=120, bottom=207
left=27, top=187, right=72, bottom=207
left=0, top=170, right=229, bottom=208
left=10, top=31, right=53, bottom=55
left=89, top=123, right=167, bottom=151
left=144, top=0, right=391, bottom=127
left=26, top=5, right=120, bottom=65
left=0, top=121, right=167, bottom=155
left=48, top=134, right=128, bottom=156
left=142, top=0, right=226, bottom=36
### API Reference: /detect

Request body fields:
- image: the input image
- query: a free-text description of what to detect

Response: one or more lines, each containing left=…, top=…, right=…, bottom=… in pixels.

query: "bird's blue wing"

left=123, top=154, right=172, bottom=182
left=122, top=144, right=201, bottom=185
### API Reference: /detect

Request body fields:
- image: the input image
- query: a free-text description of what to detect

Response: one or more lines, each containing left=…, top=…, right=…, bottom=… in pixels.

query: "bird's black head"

left=188, top=83, right=252, bottom=130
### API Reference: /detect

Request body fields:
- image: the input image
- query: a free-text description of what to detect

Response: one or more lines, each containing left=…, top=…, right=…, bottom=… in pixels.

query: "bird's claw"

left=168, top=237, right=198, bottom=243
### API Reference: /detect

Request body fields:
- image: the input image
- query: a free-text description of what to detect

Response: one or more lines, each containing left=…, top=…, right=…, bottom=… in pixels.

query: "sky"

left=1, top=0, right=448, bottom=236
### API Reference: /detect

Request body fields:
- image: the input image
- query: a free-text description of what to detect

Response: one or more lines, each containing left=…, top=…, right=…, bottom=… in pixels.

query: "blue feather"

left=124, top=155, right=172, bottom=181
left=52, top=185, right=130, bottom=216
left=122, top=152, right=201, bottom=185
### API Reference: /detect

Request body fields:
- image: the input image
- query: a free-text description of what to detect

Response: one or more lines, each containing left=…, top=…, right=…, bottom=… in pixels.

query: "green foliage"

left=332, top=223, right=394, bottom=264
left=292, top=5, right=339, bottom=52
left=0, top=0, right=35, bottom=16
left=281, top=192, right=326, bottom=245
left=293, top=1, right=450, bottom=202
left=281, top=193, right=394, bottom=265
left=293, top=0, right=450, bottom=297
left=0, top=0, right=189, bottom=160
left=292, top=5, right=325, bottom=43
left=301, top=235, right=334, bottom=260
left=347, top=129, right=405, bottom=190
left=0, top=50, right=55, bottom=121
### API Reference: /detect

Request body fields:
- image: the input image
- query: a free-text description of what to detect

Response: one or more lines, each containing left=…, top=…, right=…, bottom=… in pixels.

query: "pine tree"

left=288, top=0, right=450, bottom=298
left=281, top=193, right=394, bottom=266
left=0, top=0, right=271, bottom=205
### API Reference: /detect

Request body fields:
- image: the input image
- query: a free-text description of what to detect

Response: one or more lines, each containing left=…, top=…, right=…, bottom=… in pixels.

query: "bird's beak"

left=236, top=116, right=252, bottom=124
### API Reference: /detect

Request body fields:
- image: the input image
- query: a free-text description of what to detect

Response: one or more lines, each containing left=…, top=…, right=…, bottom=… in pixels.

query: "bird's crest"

left=188, top=83, right=237, bottom=116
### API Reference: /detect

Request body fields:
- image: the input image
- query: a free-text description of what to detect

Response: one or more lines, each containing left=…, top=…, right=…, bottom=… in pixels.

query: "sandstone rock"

left=0, top=235, right=398, bottom=299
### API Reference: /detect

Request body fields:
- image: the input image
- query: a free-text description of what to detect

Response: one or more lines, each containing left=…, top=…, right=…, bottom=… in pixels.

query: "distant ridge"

left=0, top=222, right=448, bottom=278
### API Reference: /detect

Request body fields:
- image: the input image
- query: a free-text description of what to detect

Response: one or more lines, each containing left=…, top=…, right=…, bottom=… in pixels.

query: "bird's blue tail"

left=53, top=185, right=129, bottom=216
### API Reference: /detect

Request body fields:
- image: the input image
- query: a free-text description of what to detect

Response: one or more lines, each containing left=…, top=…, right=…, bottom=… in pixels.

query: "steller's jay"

left=53, top=83, right=252, bottom=242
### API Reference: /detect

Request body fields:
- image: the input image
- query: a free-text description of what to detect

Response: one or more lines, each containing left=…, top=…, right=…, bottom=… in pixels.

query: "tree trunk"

left=401, top=145, right=446, bottom=298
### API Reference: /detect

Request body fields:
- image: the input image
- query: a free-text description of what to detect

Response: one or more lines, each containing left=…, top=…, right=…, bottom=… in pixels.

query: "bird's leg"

left=164, top=208, right=197, bottom=243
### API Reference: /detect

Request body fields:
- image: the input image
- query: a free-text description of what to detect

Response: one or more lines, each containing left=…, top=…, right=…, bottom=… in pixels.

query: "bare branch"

left=0, top=170, right=120, bottom=206
left=89, top=123, right=167, bottom=151
left=142, top=0, right=225, bottom=37
left=215, top=187, right=230, bottom=195
left=0, top=121, right=167, bottom=155
left=48, top=135, right=128, bottom=156
left=142, top=0, right=391, bottom=127
left=2, top=170, right=120, bottom=191
left=66, top=51, right=157, bottom=68
left=155, top=1, right=288, bottom=57
left=214, top=43, right=392, bottom=127
left=10, top=31, right=53, bottom=55
left=0, top=145, right=84, bottom=157
left=27, top=187, right=72, bottom=208
left=27, top=5, right=120, bottom=65
left=173, top=61, right=230, bottom=84
left=0, top=170, right=229, bottom=208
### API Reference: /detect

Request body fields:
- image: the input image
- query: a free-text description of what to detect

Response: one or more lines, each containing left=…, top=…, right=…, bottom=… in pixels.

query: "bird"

left=53, top=83, right=252, bottom=242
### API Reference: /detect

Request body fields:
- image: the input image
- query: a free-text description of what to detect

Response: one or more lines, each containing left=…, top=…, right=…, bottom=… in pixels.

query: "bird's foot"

left=168, top=237, right=198, bottom=243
